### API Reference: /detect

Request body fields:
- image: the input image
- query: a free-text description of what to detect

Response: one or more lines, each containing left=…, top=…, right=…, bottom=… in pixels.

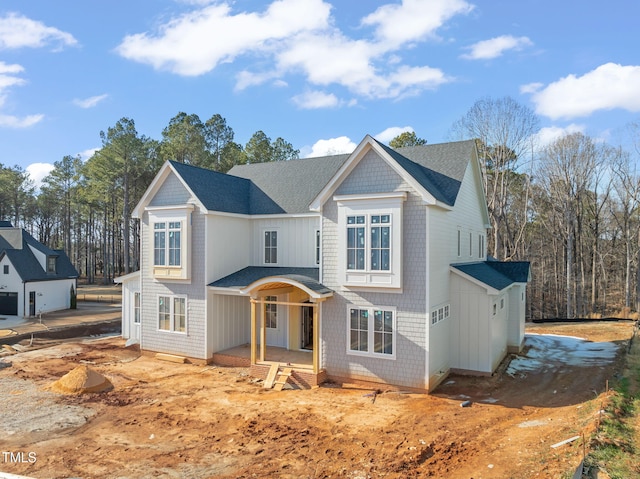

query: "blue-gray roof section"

left=451, top=261, right=530, bottom=291
left=209, top=266, right=332, bottom=295
left=0, top=228, right=78, bottom=281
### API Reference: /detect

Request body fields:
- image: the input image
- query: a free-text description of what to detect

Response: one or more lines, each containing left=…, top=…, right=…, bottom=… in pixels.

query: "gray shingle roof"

left=229, top=154, right=350, bottom=214
left=169, top=138, right=476, bottom=215
left=0, top=228, right=78, bottom=281
left=208, top=266, right=331, bottom=295
left=451, top=261, right=530, bottom=291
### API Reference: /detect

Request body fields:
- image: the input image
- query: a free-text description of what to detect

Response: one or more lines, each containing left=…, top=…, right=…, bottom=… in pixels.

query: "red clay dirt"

left=0, top=321, right=634, bottom=479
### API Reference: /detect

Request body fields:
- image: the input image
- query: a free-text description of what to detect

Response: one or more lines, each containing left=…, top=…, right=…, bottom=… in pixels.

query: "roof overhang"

left=240, top=276, right=333, bottom=300
left=114, top=270, right=141, bottom=284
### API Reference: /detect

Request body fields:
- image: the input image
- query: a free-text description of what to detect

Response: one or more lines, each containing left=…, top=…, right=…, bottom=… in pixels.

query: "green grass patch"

left=583, top=327, right=640, bottom=479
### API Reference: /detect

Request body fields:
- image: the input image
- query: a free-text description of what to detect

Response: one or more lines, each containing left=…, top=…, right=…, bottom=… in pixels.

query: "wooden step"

left=273, top=367, right=292, bottom=391
left=263, top=363, right=279, bottom=389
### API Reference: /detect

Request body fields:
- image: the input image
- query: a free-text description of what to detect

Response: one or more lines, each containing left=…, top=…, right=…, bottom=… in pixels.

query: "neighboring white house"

left=0, top=221, right=79, bottom=317
left=118, top=135, right=530, bottom=391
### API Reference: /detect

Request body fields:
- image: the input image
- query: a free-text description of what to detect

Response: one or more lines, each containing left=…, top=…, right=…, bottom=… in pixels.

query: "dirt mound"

left=51, top=365, right=112, bottom=394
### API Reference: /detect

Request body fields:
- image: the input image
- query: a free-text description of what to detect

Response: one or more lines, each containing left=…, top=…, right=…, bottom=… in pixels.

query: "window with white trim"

left=457, top=229, right=461, bottom=257
left=430, top=304, right=450, bottom=325
left=154, top=221, right=181, bottom=266
left=158, top=295, right=186, bottom=332
left=346, top=214, right=391, bottom=271
left=469, top=232, right=473, bottom=256
left=478, top=234, right=484, bottom=259
left=348, top=306, right=395, bottom=357
left=264, top=295, right=277, bottom=329
left=264, top=231, right=278, bottom=264
left=336, top=192, right=405, bottom=289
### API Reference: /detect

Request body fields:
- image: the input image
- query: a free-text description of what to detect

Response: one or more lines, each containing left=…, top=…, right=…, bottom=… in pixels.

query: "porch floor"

left=215, top=344, right=313, bottom=369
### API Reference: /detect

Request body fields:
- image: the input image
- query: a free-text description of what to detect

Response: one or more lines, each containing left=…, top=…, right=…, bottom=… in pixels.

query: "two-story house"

left=117, top=135, right=530, bottom=391
left=0, top=221, right=78, bottom=318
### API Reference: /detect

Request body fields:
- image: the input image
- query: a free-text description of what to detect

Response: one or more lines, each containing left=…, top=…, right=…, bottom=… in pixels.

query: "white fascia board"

left=309, top=135, right=438, bottom=211
left=206, top=210, right=319, bottom=220
left=207, top=286, right=245, bottom=296
left=114, top=270, right=141, bottom=284
left=132, top=161, right=206, bottom=218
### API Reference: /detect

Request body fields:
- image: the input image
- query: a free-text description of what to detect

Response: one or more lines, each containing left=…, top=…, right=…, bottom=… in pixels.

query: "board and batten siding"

left=208, top=292, right=250, bottom=354
left=140, top=206, right=207, bottom=360
left=206, top=215, right=251, bottom=284
left=321, top=148, right=428, bottom=390
left=251, top=216, right=320, bottom=267
left=507, top=284, right=526, bottom=351
left=491, top=294, right=509, bottom=371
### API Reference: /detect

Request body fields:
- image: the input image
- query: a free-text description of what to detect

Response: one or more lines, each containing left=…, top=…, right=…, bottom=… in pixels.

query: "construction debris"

left=550, top=435, right=581, bottom=449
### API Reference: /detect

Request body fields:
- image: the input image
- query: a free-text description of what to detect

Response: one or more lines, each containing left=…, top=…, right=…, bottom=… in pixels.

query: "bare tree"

left=450, top=96, right=539, bottom=259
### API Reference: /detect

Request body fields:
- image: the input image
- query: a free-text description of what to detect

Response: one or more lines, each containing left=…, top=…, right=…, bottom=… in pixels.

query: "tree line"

left=1, top=112, right=298, bottom=284
left=2, top=102, right=640, bottom=318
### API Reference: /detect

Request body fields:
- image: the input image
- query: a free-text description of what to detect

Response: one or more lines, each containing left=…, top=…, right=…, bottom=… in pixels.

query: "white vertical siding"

left=25, top=279, right=75, bottom=316
left=507, top=284, right=526, bottom=350
left=208, top=292, right=250, bottom=353
left=250, top=216, right=320, bottom=267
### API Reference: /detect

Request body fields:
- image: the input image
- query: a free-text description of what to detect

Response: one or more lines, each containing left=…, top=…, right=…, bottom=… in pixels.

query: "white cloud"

left=531, top=124, right=585, bottom=148
left=0, top=12, right=77, bottom=50
left=26, top=162, right=55, bottom=188
left=461, top=35, right=533, bottom=60
left=525, top=63, right=640, bottom=119
left=520, top=82, right=543, bottom=94
left=0, top=113, right=43, bottom=128
left=116, top=0, right=332, bottom=76
left=117, top=0, right=469, bottom=103
left=73, top=94, right=108, bottom=109
left=362, top=0, right=474, bottom=48
left=305, top=136, right=357, bottom=157
left=375, top=126, right=414, bottom=143
left=78, top=147, right=100, bottom=160
left=292, top=90, right=340, bottom=109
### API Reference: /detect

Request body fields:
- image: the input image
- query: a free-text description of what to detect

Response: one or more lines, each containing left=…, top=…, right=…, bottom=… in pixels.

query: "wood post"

left=250, top=298, right=257, bottom=365
left=313, top=301, right=319, bottom=374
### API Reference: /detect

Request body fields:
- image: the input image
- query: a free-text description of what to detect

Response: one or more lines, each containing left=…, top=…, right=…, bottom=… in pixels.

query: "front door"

left=132, top=291, right=141, bottom=341
left=264, top=296, right=286, bottom=348
left=29, top=291, right=36, bottom=317
left=301, top=305, right=313, bottom=350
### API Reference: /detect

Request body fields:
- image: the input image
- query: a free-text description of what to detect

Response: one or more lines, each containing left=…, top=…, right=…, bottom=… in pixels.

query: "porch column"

left=260, top=298, right=266, bottom=362
left=250, top=298, right=257, bottom=364
left=312, top=301, right=320, bottom=374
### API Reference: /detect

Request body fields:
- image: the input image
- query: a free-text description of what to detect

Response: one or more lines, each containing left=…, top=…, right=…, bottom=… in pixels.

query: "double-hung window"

left=158, top=295, right=186, bottom=333
left=348, top=306, right=395, bottom=358
left=346, top=214, right=391, bottom=271
left=154, top=222, right=181, bottom=266
left=264, top=231, right=278, bottom=264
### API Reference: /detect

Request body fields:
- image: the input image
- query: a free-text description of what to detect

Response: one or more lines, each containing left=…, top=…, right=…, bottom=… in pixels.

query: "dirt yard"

left=0, top=321, right=635, bottom=479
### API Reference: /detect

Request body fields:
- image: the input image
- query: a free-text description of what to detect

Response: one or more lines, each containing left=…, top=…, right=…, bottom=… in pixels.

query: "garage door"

left=0, top=292, right=18, bottom=315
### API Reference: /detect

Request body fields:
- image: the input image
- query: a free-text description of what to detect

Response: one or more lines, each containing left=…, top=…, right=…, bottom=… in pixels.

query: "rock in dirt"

left=51, top=365, right=113, bottom=394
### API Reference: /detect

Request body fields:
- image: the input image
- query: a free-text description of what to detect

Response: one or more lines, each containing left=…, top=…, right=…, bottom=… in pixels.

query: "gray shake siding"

left=140, top=176, right=208, bottom=360
left=321, top=150, right=428, bottom=389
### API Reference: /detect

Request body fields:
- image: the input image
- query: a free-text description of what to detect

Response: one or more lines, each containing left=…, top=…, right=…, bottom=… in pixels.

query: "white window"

left=154, top=221, right=181, bottom=266
left=158, top=295, right=186, bottom=333
left=264, top=231, right=278, bottom=264
left=315, top=229, right=321, bottom=265
left=336, top=192, right=405, bottom=289
left=347, top=306, right=395, bottom=358
left=264, top=295, right=277, bottom=328
left=469, top=232, right=473, bottom=256
left=430, top=304, right=450, bottom=326
left=478, top=234, right=484, bottom=259
left=134, top=292, right=140, bottom=324
left=457, top=229, right=461, bottom=257
left=346, top=214, right=391, bottom=271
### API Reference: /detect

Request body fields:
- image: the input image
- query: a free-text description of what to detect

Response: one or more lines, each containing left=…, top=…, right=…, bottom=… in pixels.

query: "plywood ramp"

left=263, top=363, right=279, bottom=389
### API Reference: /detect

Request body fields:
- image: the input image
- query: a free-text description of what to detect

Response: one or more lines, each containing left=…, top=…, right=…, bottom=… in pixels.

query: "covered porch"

left=208, top=267, right=333, bottom=386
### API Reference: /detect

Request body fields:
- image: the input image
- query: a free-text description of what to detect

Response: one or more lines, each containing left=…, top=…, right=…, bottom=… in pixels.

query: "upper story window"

left=47, top=256, right=56, bottom=273
left=154, top=221, right=181, bottom=266
left=478, top=234, right=485, bottom=259
left=264, top=231, right=278, bottom=264
left=148, top=206, right=193, bottom=282
left=347, top=214, right=390, bottom=271
left=3, top=265, right=8, bottom=274
left=336, top=192, right=406, bottom=290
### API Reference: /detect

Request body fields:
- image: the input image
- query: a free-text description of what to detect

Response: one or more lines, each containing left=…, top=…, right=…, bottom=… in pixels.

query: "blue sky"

left=0, top=0, right=639, bottom=186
